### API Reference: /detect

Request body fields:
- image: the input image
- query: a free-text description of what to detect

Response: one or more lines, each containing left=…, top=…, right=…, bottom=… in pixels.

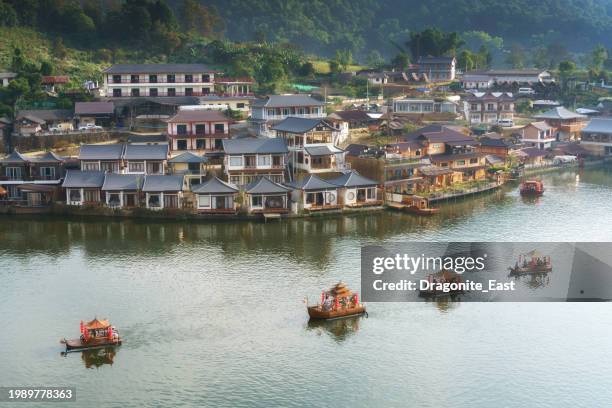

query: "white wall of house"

left=340, top=186, right=377, bottom=206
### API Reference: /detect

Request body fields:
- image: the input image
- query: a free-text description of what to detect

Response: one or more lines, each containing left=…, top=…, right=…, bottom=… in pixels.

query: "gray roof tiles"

left=75, top=102, right=115, bottom=115
left=102, top=174, right=144, bottom=191
left=62, top=170, right=105, bottom=188
left=534, top=106, right=587, bottom=120
left=142, top=175, right=184, bottom=192
left=191, top=176, right=238, bottom=194
left=328, top=170, right=378, bottom=188
left=582, top=118, right=612, bottom=134
left=16, top=109, right=73, bottom=122
left=0, top=151, right=28, bottom=163
left=272, top=117, right=334, bottom=134
left=103, top=64, right=217, bottom=74
left=79, top=144, right=124, bottom=160
left=304, top=145, right=343, bottom=156
left=286, top=174, right=337, bottom=191
left=168, top=152, right=207, bottom=164
left=222, top=138, right=288, bottom=155
left=123, top=144, right=168, bottom=160
left=245, top=177, right=292, bottom=195
left=252, top=94, right=324, bottom=108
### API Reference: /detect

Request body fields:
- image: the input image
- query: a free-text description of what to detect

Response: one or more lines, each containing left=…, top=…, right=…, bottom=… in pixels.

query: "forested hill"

left=183, top=0, right=612, bottom=56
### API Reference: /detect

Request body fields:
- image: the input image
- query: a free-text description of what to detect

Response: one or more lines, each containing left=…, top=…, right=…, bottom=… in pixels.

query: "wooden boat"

left=509, top=250, right=552, bottom=275
left=61, top=318, right=121, bottom=351
left=307, top=282, right=366, bottom=320
left=402, top=195, right=439, bottom=216
left=419, top=270, right=465, bottom=298
left=520, top=180, right=544, bottom=196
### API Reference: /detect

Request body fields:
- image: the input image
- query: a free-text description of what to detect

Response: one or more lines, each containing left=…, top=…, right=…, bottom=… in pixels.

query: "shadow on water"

left=306, top=315, right=363, bottom=342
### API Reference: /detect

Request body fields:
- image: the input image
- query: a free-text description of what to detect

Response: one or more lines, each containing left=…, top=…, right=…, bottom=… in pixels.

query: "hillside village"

left=1, top=58, right=611, bottom=217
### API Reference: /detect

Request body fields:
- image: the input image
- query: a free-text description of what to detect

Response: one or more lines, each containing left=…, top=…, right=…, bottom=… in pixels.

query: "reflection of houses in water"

left=306, top=315, right=362, bottom=342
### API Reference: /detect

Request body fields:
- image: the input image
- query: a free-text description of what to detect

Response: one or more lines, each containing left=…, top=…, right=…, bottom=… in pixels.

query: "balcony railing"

left=171, top=132, right=229, bottom=138
left=110, top=78, right=213, bottom=84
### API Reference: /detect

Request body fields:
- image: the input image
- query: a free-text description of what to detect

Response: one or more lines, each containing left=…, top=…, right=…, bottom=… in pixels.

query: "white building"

left=250, top=95, right=326, bottom=137
left=102, top=64, right=217, bottom=98
left=393, top=98, right=457, bottom=114
left=461, top=69, right=554, bottom=89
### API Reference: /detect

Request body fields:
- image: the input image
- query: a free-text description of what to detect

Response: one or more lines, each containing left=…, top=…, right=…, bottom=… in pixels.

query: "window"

left=237, top=103, right=245, bottom=109
left=196, top=139, right=205, bottom=150
left=108, top=193, right=121, bottom=207
left=128, top=162, right=144, bottom=173
left=367, top=188, right=376, bottom=199
left=130, top=75, right=139, bottom=83
left=469, top=158, right=478, bottom=164
left=177, top=124, right=188, bottom=135
left=470, top=103, right=478, bottom=111
left=69, top=189, right=81, bottom=202
left=214, top=139, right=223, bottom=150
left=167, top=74, right=175, bottom=83
left=229, top=156, right=243, bottom=167
left=251, top=195, right=263, bottom=207
left=487, top=103, right=495, bottom=111
left=148, top=194, right=161, bottom=208
left=230, top=176, right=241, bottom=185
left=195, top=124, right=205, bottom=135
left=456, top=160, right=466, bottom=166
left=82, top=162, right=99, bottom=171
left=214, top=124, right=225, bottom=134
left=164, top=194, right=179, bottom=208
left=112, top=75, right=121, bottom=83
left=257, top=155, right=271, bottom=166
left=131, top=88, right=140, bottom=97
left=100, top=162, right=117, bottom=172
left=147, top=162, right=162, bottom=174
left=185, top=74, right=193, bottom=83
left=149, top=74, right=157, bottom=83
left=198, top=195, right=211, bottom=208
left=202, top=74, right=210, bottom=82
left=167, top=88, right=176, bottom=97
left=244, top=156, right=256, bottom=168
left=188, top=162, right=200, bottom=172
left=149, top=88, right=158, bottom=97
left=113, top=89, right=122, bottom=97
left=202, top=87, right=210, bottom=94
left=185, top=88, right=193, bottom=96
left=84, top=190, right=98, bottom=202
left=6, top=167, right=22, bottom=180
left=272, top=155, right=282, bottom=167
left=40, top=166, right=55, bottom=180
left=177, top=140, right=187, bottom=150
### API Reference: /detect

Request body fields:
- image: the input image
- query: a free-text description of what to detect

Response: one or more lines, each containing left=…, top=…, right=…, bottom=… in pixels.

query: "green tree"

left=590, top=44, right=608, bottom=71
left=0, top=1, right=17, bottom=26
left=391, top=53, right=410, bottom=70
left=407, top=28, right=463, bottom=59
left=505, top=44, right=525, bottom=68
left=366, top=50, right=385, bottom=69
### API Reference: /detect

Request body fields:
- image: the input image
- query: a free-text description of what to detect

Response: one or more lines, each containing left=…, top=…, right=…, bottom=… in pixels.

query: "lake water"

left=1, top=165, right=612, bottom=407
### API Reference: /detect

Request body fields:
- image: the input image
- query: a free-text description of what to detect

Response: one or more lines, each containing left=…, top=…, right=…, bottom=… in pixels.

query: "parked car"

left=518, top=87, right=536, bottom=95
left=78, top=124, right=103, bottom=131
left=497, top=118, right=514, bottom=127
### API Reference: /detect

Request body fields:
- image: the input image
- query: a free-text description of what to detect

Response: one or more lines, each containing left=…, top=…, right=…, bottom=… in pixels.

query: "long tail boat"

left=307, top=282, right=366, bottom=320
left=509, top=250, right=552, bottom=275
left=61, top=318, right=121, bottom=351
left=404, top=195, right=439, bottom=216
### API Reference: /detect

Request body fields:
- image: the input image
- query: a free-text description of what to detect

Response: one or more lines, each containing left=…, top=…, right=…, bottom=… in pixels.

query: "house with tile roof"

left=521, top=121, right=555, bottom=149
left=243, top=176, right=292, bottom=214
left=250, top=94, right=325, bottom=137
left=534, top=106, right=588, bottom=142
left=272, top=117, right=347, bottom=175
left=191, top=176, right=239, bottom=214
left=580, top=118, right=612, bottom=156
left=166, top=109, right=231, bottom=152
left=222, top=138, right=288, bottom=186
left=464, top=92, right=514, bottom=124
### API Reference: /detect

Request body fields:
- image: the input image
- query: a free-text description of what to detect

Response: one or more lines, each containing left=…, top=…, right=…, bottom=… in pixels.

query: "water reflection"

left=60, top=347, right=118, bottom=369
left=306, top=315, right=363, bottom=342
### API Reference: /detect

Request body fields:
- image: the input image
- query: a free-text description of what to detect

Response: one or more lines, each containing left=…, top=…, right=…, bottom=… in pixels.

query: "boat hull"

left=307, top=305, right=366, bottom=320
left=64, top=337, right=122, bottom=351
left=407, top=206, right=439, bottom=216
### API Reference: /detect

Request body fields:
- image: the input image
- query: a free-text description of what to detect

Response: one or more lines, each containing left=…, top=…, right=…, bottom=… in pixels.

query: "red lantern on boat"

left=354, top=293, right=358, bottom=305
left=107, top=327, right=112, bottom=340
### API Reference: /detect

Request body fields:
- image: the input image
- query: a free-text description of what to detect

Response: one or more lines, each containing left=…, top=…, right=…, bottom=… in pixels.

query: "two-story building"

left=461, top=69, right=554, bottom=89
left=521, top=121, right=555, bottom=150
left=79, top=144, right=168, bottom=174
left=392, top=98, right=458, bottom=115
left=166, top=109, right=231, bottom=152
left=580, top=118, right=612, bottom=156
left=272, top=117, right=346, bottom=175
left=417, top=56, right=456, bottom=81
left=167, top=152, right=208, bottom=186
left=102, top=64, right=218, bottom=98
left=222, top=138, right=288, bottom=186
left=0, top=151, right=65, bottom=200
left=533, top=106, right=588, bottom=142
left=465, top=92, right=514, bottom=124
left=250, top=95, right=326, bottom=137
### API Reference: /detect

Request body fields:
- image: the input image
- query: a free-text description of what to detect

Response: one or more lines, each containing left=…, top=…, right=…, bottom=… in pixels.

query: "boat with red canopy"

left=520, top=180, right=544, bottom=196
left=61, top=318, right=121, bottom=351
left=307, top=282, right=366, bottom=320
left=509, top=250, right=552, bottom=275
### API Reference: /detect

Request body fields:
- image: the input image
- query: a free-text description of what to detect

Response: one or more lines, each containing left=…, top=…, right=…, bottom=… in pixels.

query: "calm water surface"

left=1, top=166, right=612, bottom=407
